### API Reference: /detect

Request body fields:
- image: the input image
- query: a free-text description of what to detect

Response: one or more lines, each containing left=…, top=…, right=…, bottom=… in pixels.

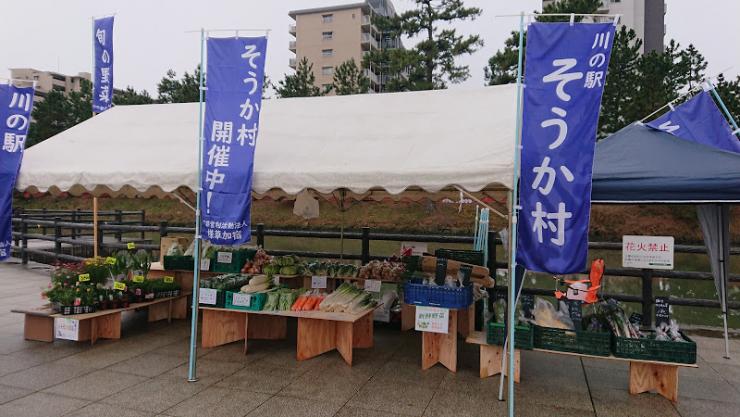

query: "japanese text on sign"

left=517, top=23, right=615, bottom=274
left=93, top=16, right=114, bottom=113
left=415, top=306, right=449, bottom=334
left=622, top=235, right=674, bottom=270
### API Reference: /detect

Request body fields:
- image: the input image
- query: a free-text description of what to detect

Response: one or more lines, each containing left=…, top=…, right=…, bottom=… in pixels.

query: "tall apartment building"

left=9, top=68, right=91, bottom=104
left=288, top=0, right=402, bottom=93
left=542, top=0, right=665, bottom=53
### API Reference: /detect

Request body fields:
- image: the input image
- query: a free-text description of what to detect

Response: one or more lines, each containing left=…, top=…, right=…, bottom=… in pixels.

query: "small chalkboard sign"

left=434, top=258, right=448, bottom=286
left=629, top=312, right=643, bottom=327
left=521, top=294, right=534, bottom=319
left=654, top=297, right=670, bottom=327
left=458, top=265, right=472, bottom=286
left=566, top=300, right=583, bottom=331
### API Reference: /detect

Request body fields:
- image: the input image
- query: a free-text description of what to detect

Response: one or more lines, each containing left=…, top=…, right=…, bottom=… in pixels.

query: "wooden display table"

left=199, top=306, right=375, bottom=366
left=403, top=303, right=475, bottom=372
left=465, top=331, right=521, bottom=381
left=11, top=292, right=190, bottom=345
left=533, top=348, right=696, bottom=402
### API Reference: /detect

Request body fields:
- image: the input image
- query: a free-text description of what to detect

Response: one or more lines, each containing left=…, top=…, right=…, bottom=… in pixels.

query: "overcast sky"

left=1, top=1, right=737, bottom=94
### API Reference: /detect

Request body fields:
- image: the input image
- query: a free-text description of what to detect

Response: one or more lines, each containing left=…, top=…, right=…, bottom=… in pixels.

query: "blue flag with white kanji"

left=93, top=16, right=114, bottom=113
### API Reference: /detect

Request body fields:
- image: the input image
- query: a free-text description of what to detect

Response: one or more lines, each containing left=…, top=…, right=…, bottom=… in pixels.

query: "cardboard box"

left=159, top=236, right=191, bottom=264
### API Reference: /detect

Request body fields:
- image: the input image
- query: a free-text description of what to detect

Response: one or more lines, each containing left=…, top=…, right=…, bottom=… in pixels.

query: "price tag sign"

left=163, top=276, right=174, bottom=284
left=217, top=251, right=233, bottom=264
left=78, top=274, right=90, bottom=282
left=311, top=276, right=327, bottom=289
left=200, top=258, right=211, bottom=271
left=105, top=257, right=116, bottom=265
left=199, top=288, right=218, bottom=305
left=415, top=306, right=449, bottom=334
left=272, top=276, right=280, bottom=286
left=54, top=318, right=80, bottom=341
left=654, top=297, right=670, bottom=327
left=113, top=281, right=127, bottom=291
left=232, top=293, right=252, bottom=307
left=521, top=294, right=535, bottom=319
left=127, top=242, right=136, bottom=250
left=132, top=275, right=145, bottom=283
left=364, top=279, right=382, bottom=293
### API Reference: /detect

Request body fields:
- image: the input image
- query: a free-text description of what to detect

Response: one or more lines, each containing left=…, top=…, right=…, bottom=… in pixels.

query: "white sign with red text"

left=622, top=235, right=674, bottom=270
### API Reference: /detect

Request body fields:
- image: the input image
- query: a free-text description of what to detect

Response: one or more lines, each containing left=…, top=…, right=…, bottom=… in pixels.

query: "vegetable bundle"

left=318, top=283, right=377, bottom=314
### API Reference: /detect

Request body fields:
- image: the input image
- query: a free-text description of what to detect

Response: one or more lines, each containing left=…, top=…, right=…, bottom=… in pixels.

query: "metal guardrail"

left=9, top=210, right=739, bottom=327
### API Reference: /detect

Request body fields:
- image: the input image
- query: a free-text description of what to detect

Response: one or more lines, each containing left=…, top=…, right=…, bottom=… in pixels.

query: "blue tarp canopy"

left=592, top=123, right=740, bottom=203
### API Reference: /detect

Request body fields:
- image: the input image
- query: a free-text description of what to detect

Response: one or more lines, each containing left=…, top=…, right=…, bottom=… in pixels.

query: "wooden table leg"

left=167, top=300, right=173, bottom=324
left=629, top=361, right=679, bottom=402
left=457, top=305, right=475, bottom=338
left=148, top=301, right=170, bottom=322
left=247, top=314, right=287, bottom=340
left=90, top=318, right=98, bottom=345
left=336, top=321, right=354, bottom=366
left=479, top=345, right=520, bottom=382
left=421, top=310, right=458, bottom=372
left=297, top=317, right=336, bottom=361
left=201, top=309, right=246, bottom=348
left=401, top=303, right=415, bottom=331
left=96, top=312, right=121, bottom=341
left=23, top=315, right=54, bottom=342
left=171, top=296, right=188, bottom=319
left=352, top=312, right=373, bottom=349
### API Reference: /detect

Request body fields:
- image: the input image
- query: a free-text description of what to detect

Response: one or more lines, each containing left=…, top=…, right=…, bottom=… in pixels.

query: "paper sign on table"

left=311, top=276, right=327, bottom=289
left=272, top=276, right=280, bottom=285
left=364, top=279, right=382, bottom=293
left=232, top=293, right=252, bottom=307
left=217, top=252, right=233, bottom=264
left=199, top=288, right=218, bottom=305
left=415, top=306, right=449, bottom=334
left=54, top=318, right=80, bottom=341
left=200, top=258, right=211, bottom=271
left=78, top=274, right=90, bottom=282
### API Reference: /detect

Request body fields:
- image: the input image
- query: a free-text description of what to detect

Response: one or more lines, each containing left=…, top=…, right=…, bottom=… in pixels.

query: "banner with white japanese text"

left=646, top=90, right=740, bottom=154
left=93, top=16, right=114, bottom=113
left=201, top=36, right=267, bottom=245
left=0, top=84, right=35, bottom=260
left=517, top=22, right=615, bottom=274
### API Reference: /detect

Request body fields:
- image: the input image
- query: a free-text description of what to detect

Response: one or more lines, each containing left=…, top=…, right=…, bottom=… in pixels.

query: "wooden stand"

left=12, top=293, right=189, bottom=345
left=421, top=309, right=458, bottom=372
left=402, top=303, right=475, bottom=337
left=465, top=330, right=520, bottom=381
left=629, top=361, right=679, bottom=402
left=200, top=306, right=375, bottom=366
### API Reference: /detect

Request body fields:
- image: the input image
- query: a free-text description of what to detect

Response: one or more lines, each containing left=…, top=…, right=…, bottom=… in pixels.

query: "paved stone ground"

left=0, top=260, right=738, bottom=417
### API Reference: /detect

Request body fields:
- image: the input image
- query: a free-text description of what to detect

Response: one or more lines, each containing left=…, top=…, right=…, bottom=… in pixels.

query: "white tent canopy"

left=17, top=84, right=516, bottom=198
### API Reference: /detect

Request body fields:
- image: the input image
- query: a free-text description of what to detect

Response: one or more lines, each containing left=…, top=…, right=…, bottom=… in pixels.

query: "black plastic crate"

left=533, top=325, right=612, bottom=356
left=163, top=256, right=195, bottom=271
left=613, top=331, right=696, bottom=364
left=434, top=249, right=485, bottom=266
left=487, top=321, right=533, bottom=350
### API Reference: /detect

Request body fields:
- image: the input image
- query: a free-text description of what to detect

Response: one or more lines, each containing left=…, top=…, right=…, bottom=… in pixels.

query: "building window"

left=322, top=14, right=333, bottom=23
left=322, top=83, right=332, bottom=90
left=322, top=31, right=333, bottom=40
left=322, top=49, right=334, bottom=57
left=322, top=66, right=333, bottom=76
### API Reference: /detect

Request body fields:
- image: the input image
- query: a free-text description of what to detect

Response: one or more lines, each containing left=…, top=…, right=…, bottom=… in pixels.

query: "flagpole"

left=90, top=16, right=100, bottom=258
left=707, top=82, right=740, bottom=136
left=187, top=28, right=206, bottom=383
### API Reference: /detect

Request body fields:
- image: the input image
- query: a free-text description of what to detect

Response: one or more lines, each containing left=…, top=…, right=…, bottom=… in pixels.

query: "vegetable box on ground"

left=612, top=330, right=697, bottom=364
left=533, top=325, right=612, bottom=356
left=225, top=291, right=267, bottom=311
left=487, top=322, right=533, bottom=350
left=403, top=280, right=473, bottom=309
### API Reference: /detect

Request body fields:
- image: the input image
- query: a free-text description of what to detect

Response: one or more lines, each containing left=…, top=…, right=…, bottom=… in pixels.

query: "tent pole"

left=187, top=28, right=206, bottom=383
left=719, top=205, right=730, bottom=359
left=93, top=197, right=99, bottom=257
left=708, top=84, right=740, bottom=135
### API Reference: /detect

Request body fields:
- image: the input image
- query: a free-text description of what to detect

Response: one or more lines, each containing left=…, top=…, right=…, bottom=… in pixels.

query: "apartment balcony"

left=289, top=58, right=296, bottom=69
left=289, top=24, right=296, bottom=36
left=361, top=32, right=379, bottom=50
left=289, top=40, right=296, bottom=52
left=362, top=14, right=371, bottom=25
left=364, top=69, right=380, bottom=85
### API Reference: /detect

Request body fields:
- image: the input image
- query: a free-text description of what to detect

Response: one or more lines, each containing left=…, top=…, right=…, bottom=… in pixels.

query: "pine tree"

left=275, top=57, right=322, bottom=98
left=27, top=80, right=92, bottom=147
left=113, top=87, right=154, bottom=105
left=156, top=67, right=201, bottom=103
left=330, top=59, right=370, bottom=95
left=599, top=26, right=643, bottom=136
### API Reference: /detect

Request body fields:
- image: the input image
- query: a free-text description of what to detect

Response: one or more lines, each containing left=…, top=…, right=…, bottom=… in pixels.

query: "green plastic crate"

left=163, top=255, right=195, bottom=271
left=533, top=325, right=612, bottom=356
left=212, top=250, right=253, bottom=273
left=486, top=321, right=533, bottom=350
left=225, top=291, right=266, bottom=311
left=198, top=288, right=226, bottom=308
left=434, top=249, right=484, bottom=266
left=612, top=331, right=696, bottom=364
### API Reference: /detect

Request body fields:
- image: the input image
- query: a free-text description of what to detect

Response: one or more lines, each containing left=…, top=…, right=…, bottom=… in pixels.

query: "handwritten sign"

left=272, top=276, right=280, bottom=286
left=78, top=274, right=90, bottom=282
left=521, top=294, right=535, bottom=319
left=113, top=281, right=126, bottom=291
left=200, top=258, right=211, bottom=271
left=654, top=297, right=670, bottom=327
left=199, top=288, right=218, bottom=305
left=163, top=276, right=174, bottom=284
left=629, top=312, right=643, bottom=327
left=434, top=258, right=447, bottom=286
left=415, top=306, right=449, bottom=334
left=311, top=276, right=327, bottom=289
left=622, top=235, right=674, bottom=270
left=566, top=300, right=583, bottom=331
left=105, top=257, right=116, bottom=265
left=127, top=242, right=136, bottom=250
left=217, top=251, right=233, bottom=264
left=364, top=279, right=382, bottom=293
left=232, top=293, right=251, bottom=307
left=54, top=318, right=80, bottom=341
left=132, top=275, right=145, bottom=283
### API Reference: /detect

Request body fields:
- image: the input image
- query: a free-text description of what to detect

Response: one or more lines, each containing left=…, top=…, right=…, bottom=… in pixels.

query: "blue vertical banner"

left=0, top=84, right=35, bottom=260
left=200, top=36, right=267, bottom=245
left=517, top=23, right=615, bottom=274
left=93, top=16, right=114, bottom=113
left=646, top=90, right=740, bottom=153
